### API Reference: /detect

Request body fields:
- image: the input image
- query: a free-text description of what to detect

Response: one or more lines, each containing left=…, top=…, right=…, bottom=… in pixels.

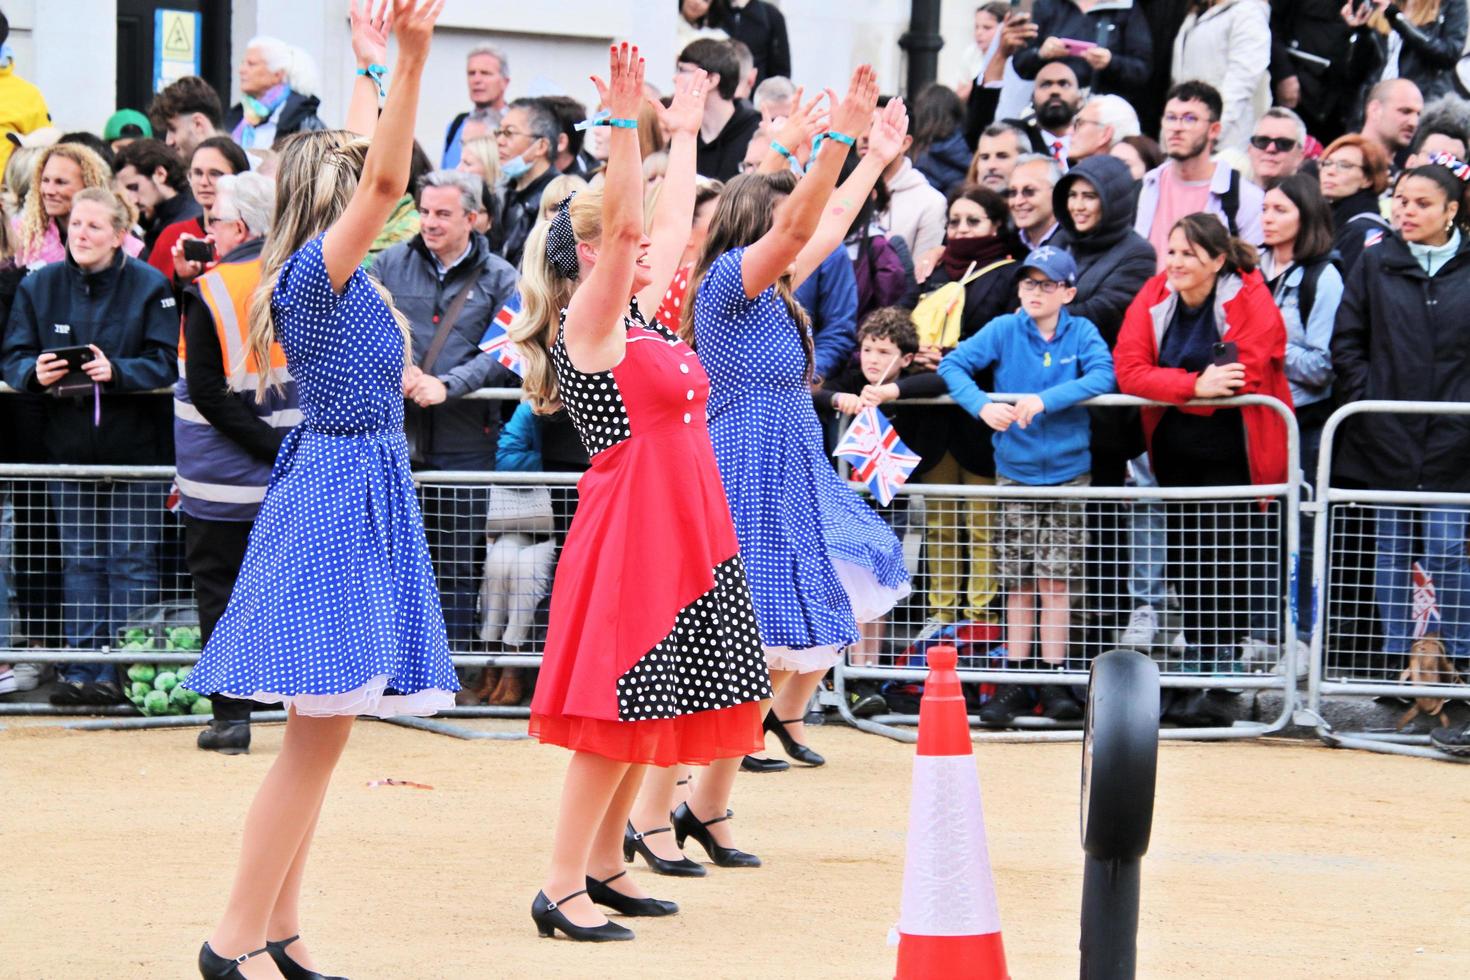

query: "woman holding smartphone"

left=1, top=187, right=177, bottom=706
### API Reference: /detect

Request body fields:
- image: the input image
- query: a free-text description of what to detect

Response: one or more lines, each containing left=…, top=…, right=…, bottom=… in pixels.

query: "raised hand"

left=865, top=97, right=909, bottom=165
left=391, top=0, right=444, bottom=64
left=591, top=43, right=646, bottom=123
left=828, top=65, right=878, bottom=141
left=648, top=67, right=709, bottom=139
left=771, top=86, right=829, bottom=159
left=350, top=0, right=391, bottom=67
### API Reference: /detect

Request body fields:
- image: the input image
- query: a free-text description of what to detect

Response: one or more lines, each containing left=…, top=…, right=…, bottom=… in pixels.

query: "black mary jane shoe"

left=586, top=871, right=678, bottom=917
left=531, top=889, right=635, bottom=941
left=763, top=713, right=826, bottom=767
left=740, top=754, right=790, bottom=773
left=672, top=802, right=761, bottom=868
left=266, top=935, right=348, bottom=980
left=198, top=941, right=268, bottom=979
left=623, top=821, right=707, bottom=877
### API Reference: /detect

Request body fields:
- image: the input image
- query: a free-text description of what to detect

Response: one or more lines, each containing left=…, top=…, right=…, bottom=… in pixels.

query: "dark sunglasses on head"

left=1249, top=135, right=1298, bottom=153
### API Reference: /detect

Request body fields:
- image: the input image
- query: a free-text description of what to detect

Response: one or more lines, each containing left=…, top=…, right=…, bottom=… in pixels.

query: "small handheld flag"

left=1412, top=561, right=1440, bottom=640
left=478, top=294, right=526, bottom=378
left=833, top=406, right=921, bottom=506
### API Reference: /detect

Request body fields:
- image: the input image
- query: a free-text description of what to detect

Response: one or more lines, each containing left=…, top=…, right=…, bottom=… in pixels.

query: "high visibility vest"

left=173, top=257, right=301, bottom=521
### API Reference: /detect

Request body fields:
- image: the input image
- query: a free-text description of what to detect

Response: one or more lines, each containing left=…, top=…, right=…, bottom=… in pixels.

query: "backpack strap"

left=1218, top=168, right=1241, bottom=238
left=959, top=258, right=1015, bottom=287
left=1297, top=259, right=1326, bottom=328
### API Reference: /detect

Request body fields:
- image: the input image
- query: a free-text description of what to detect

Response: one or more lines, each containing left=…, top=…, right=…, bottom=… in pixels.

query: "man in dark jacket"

left=373, top=169, right=519, bottom=649
left=1012, top=0, right=1153, bottom=110
left=1010, top=61, right=1084, bottom=160
left=722, top=0, right=792, bottom=84
left=494, top=97, right=561, bottom=269
left=112, top=138, right=200, bottom=259
left=1270, top=0, right=1359, bottom=142
left=680, top=39, right=763, bottom=180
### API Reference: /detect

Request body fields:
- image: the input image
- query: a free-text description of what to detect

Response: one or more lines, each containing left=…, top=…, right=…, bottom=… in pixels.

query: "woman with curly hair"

left=11, top=141, right=143, bottom=268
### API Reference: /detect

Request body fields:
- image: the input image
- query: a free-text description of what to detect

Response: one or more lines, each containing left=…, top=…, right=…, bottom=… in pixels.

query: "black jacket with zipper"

left=1345, top=1, right=1468, bottom=113
left=1331, top=230, right=1470, bottom=491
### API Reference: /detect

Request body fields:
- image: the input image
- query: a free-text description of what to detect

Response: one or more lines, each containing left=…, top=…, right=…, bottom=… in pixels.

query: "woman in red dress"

left=513, top=46, right=770, bottom=942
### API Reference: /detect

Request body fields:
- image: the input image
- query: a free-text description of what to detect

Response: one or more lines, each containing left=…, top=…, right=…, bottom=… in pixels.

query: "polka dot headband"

left=545, top=193, right=581, bottom=281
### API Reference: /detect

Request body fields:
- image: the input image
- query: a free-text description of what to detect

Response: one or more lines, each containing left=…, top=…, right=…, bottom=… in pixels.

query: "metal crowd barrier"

left=831, top=393, right=1302, bottom=744
left=1307, top=401, right=1470, bottom=759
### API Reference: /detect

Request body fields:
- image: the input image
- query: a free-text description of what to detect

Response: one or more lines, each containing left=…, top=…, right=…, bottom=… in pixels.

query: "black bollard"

left=1078, top=650, right=1160, bottom=980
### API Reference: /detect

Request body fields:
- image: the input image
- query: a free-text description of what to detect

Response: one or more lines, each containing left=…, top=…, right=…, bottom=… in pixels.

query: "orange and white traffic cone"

left=895, top=644, right=1009, bottom=980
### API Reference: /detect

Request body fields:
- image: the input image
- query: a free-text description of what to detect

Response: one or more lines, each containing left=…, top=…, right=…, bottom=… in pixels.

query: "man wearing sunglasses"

left=1246, top=107, right=1309, bottom=189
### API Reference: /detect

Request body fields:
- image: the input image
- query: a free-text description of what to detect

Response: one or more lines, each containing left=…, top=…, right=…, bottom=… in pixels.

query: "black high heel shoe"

left=531, top=889, right=635, bottom=941
left=624, top=821, right=707, bottom=877
left=671, top=802, right=761, bottom=868
left=586, top=871, right=678, bottom=917
left=763, top=713, right=826, bottom=767
left=266, top=935, right=348, bottom=980
left=198, top=941, right=268, bottom=979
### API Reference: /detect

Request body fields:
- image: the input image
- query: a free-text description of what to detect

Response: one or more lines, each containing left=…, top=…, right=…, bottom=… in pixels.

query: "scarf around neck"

left=233, top=83, right=290, bottom=149
left=940, top=233, right=1011, bottom=281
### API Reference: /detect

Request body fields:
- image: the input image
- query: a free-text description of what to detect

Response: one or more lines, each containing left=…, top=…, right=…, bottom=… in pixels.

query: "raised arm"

left=739, top=65, right=878, bottom=299
left=345, top=0, right=391, bottom=137
left=322, top=0, right=442, bottom=290
left=793, top=97, right=909, bottom=288
left=635, top=68, right=711, bottom=313
left=562, top=44, right=647, bottom=373
left=756, top=87, right=826, bottom=175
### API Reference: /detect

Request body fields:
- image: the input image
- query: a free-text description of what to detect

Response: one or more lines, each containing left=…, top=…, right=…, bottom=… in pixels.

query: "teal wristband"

left=355, top=64, right=387, bottom=97
left=824, top=130, right=856, bottom=147
left=574, top=110, right=638, bottom=131
left=770, top=140, right=804, bottom=174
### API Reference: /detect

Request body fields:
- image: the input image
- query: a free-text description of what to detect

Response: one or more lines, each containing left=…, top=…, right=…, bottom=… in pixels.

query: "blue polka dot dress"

left=694, top=248, right=910, bottom=671
left=185, top=236, right=459, bottom=716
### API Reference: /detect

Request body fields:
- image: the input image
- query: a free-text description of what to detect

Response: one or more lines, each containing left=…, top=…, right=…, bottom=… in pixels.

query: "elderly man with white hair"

left=173, top=171, right=293, bottom=755
left=223, top=35, right=325, bottom=149
left=1067, top=94, right=1140, bottom=164
left=1246, top=106, right=1308, bottom=189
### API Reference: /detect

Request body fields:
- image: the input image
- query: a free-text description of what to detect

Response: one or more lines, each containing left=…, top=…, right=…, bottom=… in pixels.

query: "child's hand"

left=1013, top=394, right=1045, bottom=428
left=913, top=344, right=943, bottom=370
left=980, top=402, right=1016, bottom=431
left=833, top=393, right=863, bottom=415
left=860, top=382, right=900, bottom=407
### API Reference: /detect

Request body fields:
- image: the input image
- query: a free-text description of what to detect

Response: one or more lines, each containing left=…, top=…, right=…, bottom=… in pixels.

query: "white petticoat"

left=241, top=674, right=456, bottom=718
left=763, top=559, right=912, bottom=672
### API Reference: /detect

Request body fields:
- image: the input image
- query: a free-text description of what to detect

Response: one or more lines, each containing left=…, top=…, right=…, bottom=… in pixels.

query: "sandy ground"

left=4, top=718, right=1469, bottom=979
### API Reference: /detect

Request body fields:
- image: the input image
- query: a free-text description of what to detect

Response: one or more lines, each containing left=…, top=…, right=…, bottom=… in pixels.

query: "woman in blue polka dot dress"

left=185, top=4, right=454, bottom=978
left=683, top=73, right=912, bottom=799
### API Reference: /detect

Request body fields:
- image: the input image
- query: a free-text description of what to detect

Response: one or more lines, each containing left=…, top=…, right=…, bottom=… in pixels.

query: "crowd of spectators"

left=2, top=3, right=1470, bottom=736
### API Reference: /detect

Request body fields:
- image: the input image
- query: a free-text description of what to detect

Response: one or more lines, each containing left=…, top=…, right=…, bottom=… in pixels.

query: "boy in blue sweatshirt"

left=936, top=247, right=1115, bottom=724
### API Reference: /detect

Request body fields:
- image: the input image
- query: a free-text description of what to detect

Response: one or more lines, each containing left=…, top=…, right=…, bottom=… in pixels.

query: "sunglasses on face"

left=1249, top=135, right=1298, bottom=153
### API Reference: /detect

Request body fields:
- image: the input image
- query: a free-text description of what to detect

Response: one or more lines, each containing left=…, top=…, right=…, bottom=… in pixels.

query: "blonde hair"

left=538, top=173, right=589, bottom=222
left=246, top=130, right=413, bottom=395
left=510, top=188, right=604, bottom=413
left=3, top=146, right=42, bottom=216
left=18, top=143, right=116, bottom=258
left=69, top=187, right=133, bottom=233
left=459, top=135, right=501, bottom=186
left=1371, top=0, right=1441, bottom=31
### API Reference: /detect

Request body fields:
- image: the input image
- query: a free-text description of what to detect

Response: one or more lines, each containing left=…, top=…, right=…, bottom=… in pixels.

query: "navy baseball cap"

left=1020, top=245, right=1077, bottom=286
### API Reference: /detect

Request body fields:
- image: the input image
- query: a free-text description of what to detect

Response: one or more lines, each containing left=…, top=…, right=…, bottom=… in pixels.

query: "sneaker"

left=1037, top=682, right=1083, bottom=721
left=1238, top=636, right=1276, bottom=669
left=1270, top=637, right=1311, bottom=680
left=848, top=685, right=888, bottom=718
left=979, top=683, right=1037, bottom=727
left=1161, top=689, right=1236, bottom=727
left=198, top=721, right=251, bottom=755
left=11, top=663, right=46, bottom=692
left=0, top=668, right=15, bottom=694
left=1118, top=605, right=1159, bottom=650
left=1429, top=723, right=1470, bottom=757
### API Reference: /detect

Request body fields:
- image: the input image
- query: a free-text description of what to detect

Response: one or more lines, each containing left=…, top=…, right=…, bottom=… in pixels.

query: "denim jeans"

left=0, top=485, right=12, bottom=648
left=1127, top=454, right=1168, bottom=608
left=421, top=452, right=493, bottom=646
left=50, top=480, right=165, bottom=683
left=1374, top=506, right=1469, bottom=660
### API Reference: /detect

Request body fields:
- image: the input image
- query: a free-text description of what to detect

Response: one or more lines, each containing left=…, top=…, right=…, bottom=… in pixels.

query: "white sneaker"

left=11, top=663, right=46, bottom=692
left=1271, top=638, right=1311, bottom=680
left=1118, top=605, right=1159, bottom=650
left=0, top=668, right=15, bottom=694
left=1238, top=636, right=1276, bottom=669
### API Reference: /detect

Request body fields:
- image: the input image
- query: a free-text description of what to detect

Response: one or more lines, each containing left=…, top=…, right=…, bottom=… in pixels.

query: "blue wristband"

left=574, top=110, right=638, bottom=131
left=770, top=140, right=804, bottom=174
left=355, top=63, right=387, bottom=97
left=824, top=130, right=857, bottom=147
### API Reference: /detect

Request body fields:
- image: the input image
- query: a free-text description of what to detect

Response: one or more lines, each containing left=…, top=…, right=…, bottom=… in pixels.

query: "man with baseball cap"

left=937, top=244, right=1116, bottom=727
left=103, top=109, right=153, bottom=152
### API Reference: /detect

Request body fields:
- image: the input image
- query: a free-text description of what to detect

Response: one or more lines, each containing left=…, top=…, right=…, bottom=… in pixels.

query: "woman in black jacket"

left=1054, top=153, right=1156, bottom=630
left=1330, top=162, right=1470, bottom=754
left=1, top=188, right=178, bottom=706
left=1012, top=0, right=1154, bottom=109
left=1343, top=0, right=1468, bottom=108
left=1319, top=133, right=1393, bottom=274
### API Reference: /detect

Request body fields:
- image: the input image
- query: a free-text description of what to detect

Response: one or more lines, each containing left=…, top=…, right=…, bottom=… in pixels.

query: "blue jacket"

left=937, top=307, right=1116, bottom=484
left=496, top=401, right=542, bottom=472
left=793, top=244, right=858, bottom=382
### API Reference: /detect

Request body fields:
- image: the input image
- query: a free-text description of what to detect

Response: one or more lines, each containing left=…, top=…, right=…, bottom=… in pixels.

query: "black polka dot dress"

left=528, top=303, right=771, bottom=766
left=186, top=236, right=459, bottom=716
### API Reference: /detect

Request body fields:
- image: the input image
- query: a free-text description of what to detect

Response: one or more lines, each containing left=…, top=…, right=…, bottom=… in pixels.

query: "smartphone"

left=41, top=345, right=96, bottom=371
left=1008, top=0, right=1035, bottom=20
left=1211, top=341, right=1240, bottom=367
left=182, top=238, right=216, bottom=264
left=1059, top=38, right=1097, bottom=56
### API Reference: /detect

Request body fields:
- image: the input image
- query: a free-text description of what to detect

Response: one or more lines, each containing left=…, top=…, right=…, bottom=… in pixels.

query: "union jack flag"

left=833, top=407, right=921, bottom=506
left=478, top=295, right=526, bottom=377
left=1412, top=560, right=1440, bottom=639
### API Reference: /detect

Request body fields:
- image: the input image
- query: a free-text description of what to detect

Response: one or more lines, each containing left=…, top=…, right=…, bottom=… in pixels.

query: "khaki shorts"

left=995, top=474, right=1089, bottom=585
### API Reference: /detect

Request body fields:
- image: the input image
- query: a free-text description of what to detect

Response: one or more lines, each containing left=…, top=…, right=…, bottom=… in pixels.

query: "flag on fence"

left=833, top=406, right=921, bottom=506
left=478, top=294, right=526, bottom=377
left=1412, top=561, right=1440, bottom=639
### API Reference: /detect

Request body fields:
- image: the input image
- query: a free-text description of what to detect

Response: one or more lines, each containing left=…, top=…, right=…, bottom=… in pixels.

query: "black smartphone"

left=182, top=238, right=215, bottom=264
left=41, top=345, right=95, bottom=371
left=1211, top=341, right=1239, bottom=367
left=1009, top=0, right=1035, bottom=19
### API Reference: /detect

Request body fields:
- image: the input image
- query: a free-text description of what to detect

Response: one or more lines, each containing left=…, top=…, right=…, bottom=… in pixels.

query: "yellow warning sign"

left=154, top=10, right=201, bottom=93
left=160, top=11, right=195, bottom=60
